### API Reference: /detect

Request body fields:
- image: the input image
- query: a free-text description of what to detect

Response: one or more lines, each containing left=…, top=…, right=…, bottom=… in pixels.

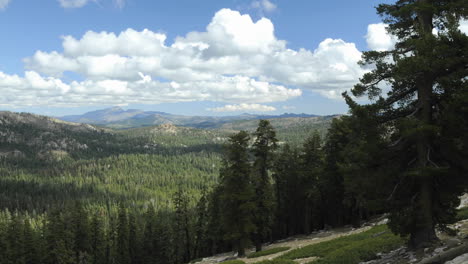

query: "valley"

left=0, top=110, right=334, bottom=212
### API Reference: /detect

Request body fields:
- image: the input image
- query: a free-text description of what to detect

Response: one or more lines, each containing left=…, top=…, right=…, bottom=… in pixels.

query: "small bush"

left=254, top=259, right=296, bottom=264
left=314, top=235, right=404, bottom=264
left=248, top=247, right=291, bottom=258
left=221, top=260, right=245, bottom=264
left=456, top=207, right=468, bottom=221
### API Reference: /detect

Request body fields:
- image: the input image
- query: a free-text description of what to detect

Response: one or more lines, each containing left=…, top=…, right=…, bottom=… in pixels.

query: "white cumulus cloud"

left=5, top=8, right=370, bottom=108
left=366, top=23, right=397, bottom=51
left=366, top=20, right=468, bottom=52
left=208, top=103, right=276, bottom=112
left=460, top=19, right=468, bottom=34
left=0, top=0, right=11, bottom=10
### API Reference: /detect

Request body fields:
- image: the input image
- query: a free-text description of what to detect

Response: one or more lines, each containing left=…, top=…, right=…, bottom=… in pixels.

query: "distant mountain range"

left=59, top=106, right=323, bottom=129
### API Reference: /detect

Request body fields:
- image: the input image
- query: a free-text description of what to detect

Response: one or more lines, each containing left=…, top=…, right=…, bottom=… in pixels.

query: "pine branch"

left=382, top=87, right=418, bottom=108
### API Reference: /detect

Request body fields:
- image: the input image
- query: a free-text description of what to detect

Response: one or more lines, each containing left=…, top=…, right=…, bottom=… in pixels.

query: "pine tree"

left=336, top=110, right=396, bottom=226
left=71, top=202, right=91, bottom=263
left=142, top=206, right=157, bottom=264
left=173, top=188, right=192, bottom=263
left=194, top=189, right=209, bottom=259
left=300, top=131, right=324, bottom=232
left=219, top=131, right=255, bottom=257
left=350, top=0, right=468, bottom=247
left=117, top=204, right=130, bottom=264
left=6, top=213, right=25, bottom=264
left=154, top=211, right=173, bottom=264
left=23, top=218, right=41, bottom=264
left=90, top=211, right=107, bottom=264
left=128, top=211, right=141, bottom=264
left=251, top=120, right=278, bottom=251
left=320, top=121, right=349, bottom=228
left=0, top=215, right=8, bottom=264
left=206, top=186, right=225, bottom=255
left=44, top=209, right=75, bottom=264
left=272, top=144, right=301, bottom=238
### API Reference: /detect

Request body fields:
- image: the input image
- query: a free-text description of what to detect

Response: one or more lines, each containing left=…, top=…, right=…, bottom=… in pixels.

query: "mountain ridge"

left=58, top=107, right=325, bottom=129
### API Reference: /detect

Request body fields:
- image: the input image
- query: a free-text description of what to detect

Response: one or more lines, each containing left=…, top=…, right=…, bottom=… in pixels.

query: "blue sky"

left=0, top=0, right=395, bottom=116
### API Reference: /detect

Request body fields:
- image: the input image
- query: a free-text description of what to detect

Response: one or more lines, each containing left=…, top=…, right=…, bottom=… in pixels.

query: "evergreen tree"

left=350, top=0, right=468, bottom=247
left=117, top=204, right=130, bottom=264
left=128, top=211, right=142, bottom=264
left=6, top=213, right=25, bottom=264
left=0, top=215, right=8, bottom=264
left=154, top=211, right=173, bottom=264
left=205, top=186, right=225, bottom=255
left=23, top=218, right=41, bottom=264
left=173, top=188, right=192, bottom=263
left=321, top=122, right=348, bottom=228
left=219, top=131, right=255, bottom=256
left=272, top=144, right=301, bottom=238
left=194, top=189, right=209, bottom=259
left=71, top=202, right=91, bottom=263
left=44, top=209, right=75, bottom=264
left=337, top=110, right=396, bottom=226
left=251, top=120, right=278, bottom=251
left=300, top=131, right=324, bottom=232
left=90, top=211, right=107, bottom=264
left=142, top=206, right=157, bottom=264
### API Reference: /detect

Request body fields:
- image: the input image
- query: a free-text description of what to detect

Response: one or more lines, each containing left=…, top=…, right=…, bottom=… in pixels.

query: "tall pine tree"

left=272, top=144, right=301, bottom=238
left=90, top=211, right=107, bottom=264
left=350, top=0, right=468, bottom=247
left=300, top=131, right=324, bottom=232
left=117, top=203, right=130, bottom=264
left=219, top=131, right=255, bottom=257
left=251, top=120, right=278, bottom=251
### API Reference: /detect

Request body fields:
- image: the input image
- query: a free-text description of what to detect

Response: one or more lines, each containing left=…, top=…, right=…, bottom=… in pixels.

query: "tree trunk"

left=410, top=0, right=438, bottom=248
left=237, top=243, right=245, bottom=257
left=255, top=239, right=262, bottom=252
left=304, top=202, right=311, bottom=234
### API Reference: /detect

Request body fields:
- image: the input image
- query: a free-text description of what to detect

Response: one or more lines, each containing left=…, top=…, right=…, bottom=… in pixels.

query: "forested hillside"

left=0, top=111, right=220, bottom=210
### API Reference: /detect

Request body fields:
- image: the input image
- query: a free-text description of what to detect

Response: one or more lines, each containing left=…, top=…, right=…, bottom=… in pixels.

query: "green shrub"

left=456, top=207, right=468, bottom=221
left=248, top=247, right=291, bottom=258
left=278, top=225, right=406, bottom=264
left=315, top=235, right=404, bottom=264
left=221, top=260, right=246, bottom=264
left=254, top=259, right=296, bottom=264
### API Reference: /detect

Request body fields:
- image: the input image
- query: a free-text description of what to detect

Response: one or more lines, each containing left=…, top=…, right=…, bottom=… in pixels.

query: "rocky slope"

left=0, top=111, right=124, bottom=161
